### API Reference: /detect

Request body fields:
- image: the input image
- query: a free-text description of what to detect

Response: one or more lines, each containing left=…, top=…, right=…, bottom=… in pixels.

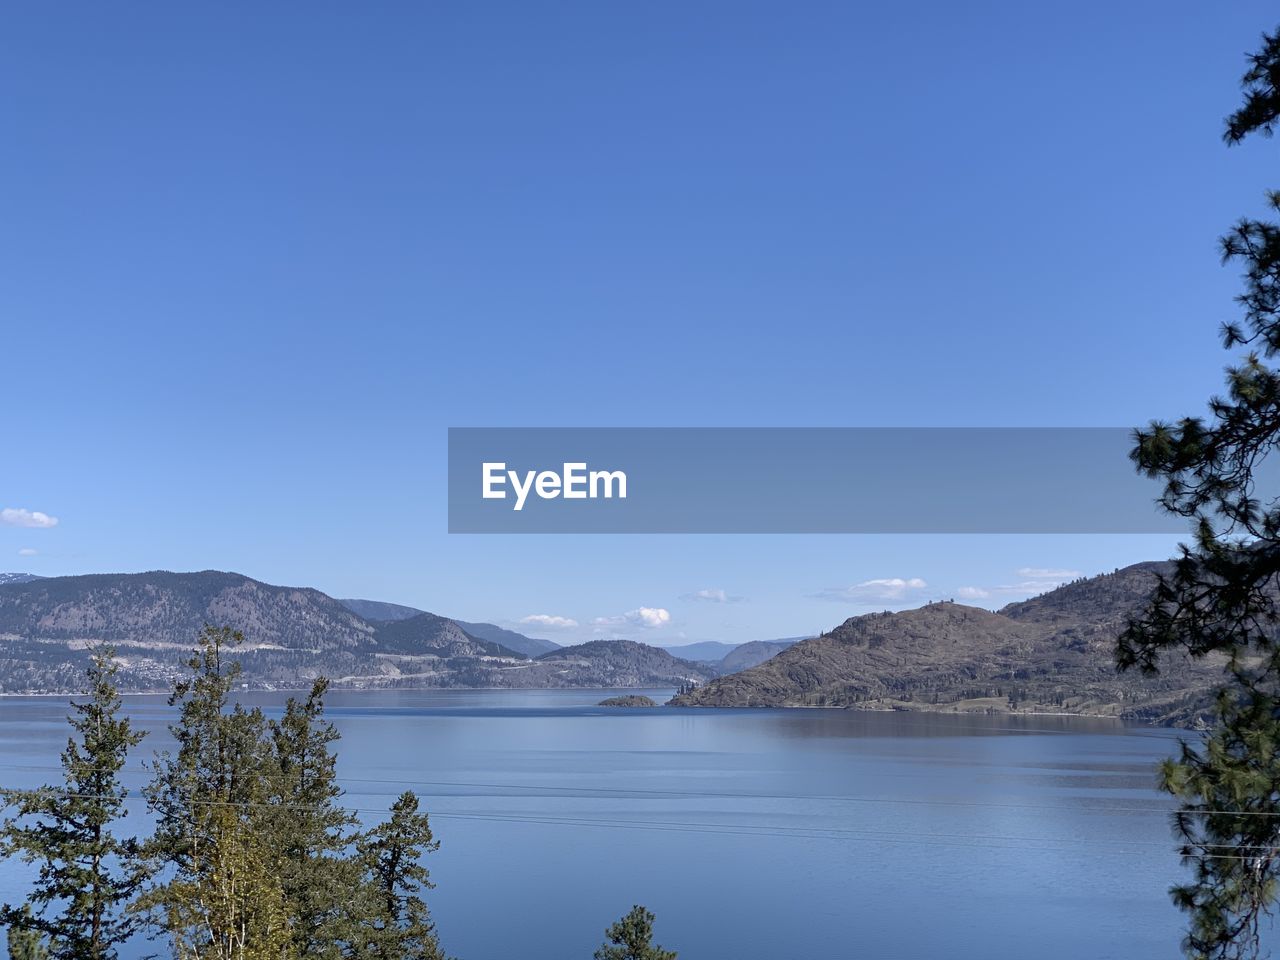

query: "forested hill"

left=670, top=562, right=1223, bottom=725
left=0, top=571, right=703, bottom=693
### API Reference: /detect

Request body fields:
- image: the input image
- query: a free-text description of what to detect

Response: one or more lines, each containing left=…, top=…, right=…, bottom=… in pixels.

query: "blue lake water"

left=0, top=689, right=1217, bottom=959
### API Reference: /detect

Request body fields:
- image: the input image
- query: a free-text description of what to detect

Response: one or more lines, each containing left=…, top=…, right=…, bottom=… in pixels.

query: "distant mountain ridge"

left=646, top=638, right=805, bottom=673
left=670, top=562, right=1220, bottom=725
left=451, top=621, right=560, bottom=658
left=661, top=641, right=740, bottom=663
left=337, top=597, right=559, bottom=658
left=0, top=571, right=703, bottom=693
left=718, top=639, right=803, bottom=673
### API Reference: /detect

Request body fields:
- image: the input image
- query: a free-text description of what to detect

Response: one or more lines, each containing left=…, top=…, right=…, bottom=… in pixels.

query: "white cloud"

left=812, top=577, right=928, bottom=604
left=682, top=588, right=743, bottom=604
left=17, top=548, right=37, bottom=557
left=519, top=614, right=579, bottom=629
left=1016, top=567, right=1081, bottom=580
left=630, top=607, right=671, bottom=628
left=1, top=508, right=58, bottom=529
left=593, top=607, right=673, bottom=629
left=951, top=567, right=1086, bottom=604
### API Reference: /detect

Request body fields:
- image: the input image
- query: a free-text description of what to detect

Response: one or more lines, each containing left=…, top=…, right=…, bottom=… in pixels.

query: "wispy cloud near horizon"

left=519, top=614, right=579, bottom=629
left=1015, top=567, right=1081, bottom=580
left=955, top=566, right=1085, bottom=603
left=681, top=588, right=744, bottom=604
left=811, top=577, right=928, bottom=604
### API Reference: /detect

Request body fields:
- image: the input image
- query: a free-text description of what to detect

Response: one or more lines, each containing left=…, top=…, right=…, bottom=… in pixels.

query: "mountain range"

left=0, top=563, right=1235, bottom=724
left=0, top=571, right=713, bottom=693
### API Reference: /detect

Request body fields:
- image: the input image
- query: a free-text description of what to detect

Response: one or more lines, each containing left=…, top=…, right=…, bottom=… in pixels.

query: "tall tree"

left=1119, top=25, right=1280, bottom=960
left=593, top=906, right=677, bottom=960
left=0, top=649, right=145, bottom=960
left=263, top=679, right=363, bottom=958
left=137, top=626, right=293, bottom=960
left=354, top=792, right=444, bottom=960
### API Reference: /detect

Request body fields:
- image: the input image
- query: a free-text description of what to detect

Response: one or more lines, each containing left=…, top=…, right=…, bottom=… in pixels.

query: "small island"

left=598, top=695, right=657, bottom=708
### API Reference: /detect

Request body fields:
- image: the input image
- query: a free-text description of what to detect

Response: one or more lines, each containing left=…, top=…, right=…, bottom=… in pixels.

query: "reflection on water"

left=0, top=689, right=1213, bottom=960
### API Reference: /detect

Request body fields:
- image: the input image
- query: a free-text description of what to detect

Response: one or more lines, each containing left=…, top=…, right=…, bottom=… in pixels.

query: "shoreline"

left=0, top=687, right=1185, bottom=727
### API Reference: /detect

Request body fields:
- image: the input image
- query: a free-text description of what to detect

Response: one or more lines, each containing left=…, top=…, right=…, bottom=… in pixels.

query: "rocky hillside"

left=1000, top=561, right=1174, bottom=627
left=0, top=571, right=690, bottom=693
left=0, top=571, right=375, bottom=650
left=670, top=563, right=1224, bottom=725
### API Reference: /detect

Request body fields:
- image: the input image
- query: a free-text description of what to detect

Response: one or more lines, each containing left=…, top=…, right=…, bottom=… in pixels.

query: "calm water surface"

left=0, top=690, right=1219, bottom=959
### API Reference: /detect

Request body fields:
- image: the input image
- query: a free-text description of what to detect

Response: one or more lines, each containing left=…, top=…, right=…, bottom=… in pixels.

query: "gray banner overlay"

left=447, top=427, right=1188, bottom=534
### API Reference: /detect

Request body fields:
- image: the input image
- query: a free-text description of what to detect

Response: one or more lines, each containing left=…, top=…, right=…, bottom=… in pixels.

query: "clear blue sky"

left=3, top=2, right=1275, bottom=645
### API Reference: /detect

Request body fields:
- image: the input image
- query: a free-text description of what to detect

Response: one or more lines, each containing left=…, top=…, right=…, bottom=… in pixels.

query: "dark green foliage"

left=354, top=792, right=444, bottom=960
left=142, top=625, right=270, bottom=865
left=1117, top=24, right=1280, bottom=960
left=594, top=906, right=677, bottom=960
left=264, top=678, right=365, bottom=959
left=0, top=649, right=145, bottom=960
left=1225, top=30, right=1280, bottom=144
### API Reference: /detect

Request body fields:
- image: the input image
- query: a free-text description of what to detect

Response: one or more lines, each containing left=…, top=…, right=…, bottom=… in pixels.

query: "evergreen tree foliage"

left=136, top=626, right=293, bottom=960
left=593, top=906, right=677, bottom=960
left=354, top=792, right=444, bottom=960
left=263, top=679, right=364, bottom=959
left=0, top=649, right=145, bottom=960
left=135, top=628, right=447, bottom=960
left=1119, top=24, right=1280, bottom=960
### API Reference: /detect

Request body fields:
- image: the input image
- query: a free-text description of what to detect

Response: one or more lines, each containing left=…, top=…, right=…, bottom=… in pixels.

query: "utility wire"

left=3, top=785, right=1278, bottom=859
left=0, top=761, right=1191, bottom=815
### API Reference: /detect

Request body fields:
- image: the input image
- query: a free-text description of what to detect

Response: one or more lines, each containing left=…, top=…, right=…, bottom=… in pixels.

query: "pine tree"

left=354, top=792, right=444, bottom=960
left=137, top=626, right=293, bottom=960
left=263, top=679, right=363, bottom=958
left=593, top=906, right=677, bottom=960
left=0, top=649, right=145, bottom=960
left=1118, top=25, right=1280, bottom=960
